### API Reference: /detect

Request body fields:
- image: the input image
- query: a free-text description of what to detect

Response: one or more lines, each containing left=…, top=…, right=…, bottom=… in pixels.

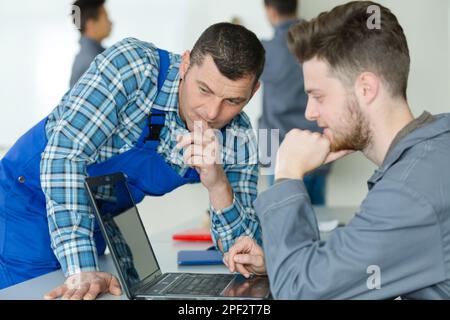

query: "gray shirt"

left=70, top=36, right=105, bottom=88
left=259, top=20, right=330, bottom=174
left=255, top=112, right=450, bottom=299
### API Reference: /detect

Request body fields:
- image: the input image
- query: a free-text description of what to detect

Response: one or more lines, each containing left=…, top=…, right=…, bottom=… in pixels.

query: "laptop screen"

left=86, top=175, right=160, bottom=289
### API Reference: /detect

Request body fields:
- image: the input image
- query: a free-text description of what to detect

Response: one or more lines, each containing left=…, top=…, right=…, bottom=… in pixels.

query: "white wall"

left=0, top=1, right=449, bottom=231
left=0, top=1, right=77, bottom=148
left=0, top=0, right=271, bottom=148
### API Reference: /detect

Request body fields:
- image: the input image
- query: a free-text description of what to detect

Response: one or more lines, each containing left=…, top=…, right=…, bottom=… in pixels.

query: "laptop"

left=84, top=172, right=271, bottom=300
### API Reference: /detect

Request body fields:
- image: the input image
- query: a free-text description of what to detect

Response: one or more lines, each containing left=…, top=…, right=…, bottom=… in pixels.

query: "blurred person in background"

left=259, top=0, right=330, bottom=204
left=70, top=0, right=112, bottom=87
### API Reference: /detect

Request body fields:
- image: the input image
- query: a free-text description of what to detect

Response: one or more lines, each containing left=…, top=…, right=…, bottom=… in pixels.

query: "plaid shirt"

left=40, top=38, right=261, bottom=277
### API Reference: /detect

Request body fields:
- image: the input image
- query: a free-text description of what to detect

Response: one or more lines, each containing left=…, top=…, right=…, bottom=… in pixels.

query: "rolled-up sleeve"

left=209, top=121, right=262, bottom=252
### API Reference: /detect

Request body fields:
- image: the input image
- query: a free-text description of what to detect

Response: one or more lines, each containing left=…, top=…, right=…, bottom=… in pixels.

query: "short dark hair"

left=190, top=22, right=265, bottom=85
left=264, top=0, right=298, bottom=16
left=287, top=1, right=410, bottom=99
left=72, top=0, right=105, bottom=34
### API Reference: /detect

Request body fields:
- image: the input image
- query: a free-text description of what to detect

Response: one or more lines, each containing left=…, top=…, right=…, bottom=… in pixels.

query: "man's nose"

left=205, top=99, right=221, bottom=121
left=305, top=100, right=319, bottom=122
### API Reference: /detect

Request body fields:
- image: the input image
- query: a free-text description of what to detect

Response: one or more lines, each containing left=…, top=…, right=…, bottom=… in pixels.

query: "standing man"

left=259, top=0, right=330, bottom=204
left=225, top=1, right=450, bottom=299
left=0, top=23, right=264, bottom=299
left=70, top=0, right=112, bottom=88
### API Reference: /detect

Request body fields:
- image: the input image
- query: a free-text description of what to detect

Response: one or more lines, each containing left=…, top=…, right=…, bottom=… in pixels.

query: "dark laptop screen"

left=87, top=177, right=159, bottom=289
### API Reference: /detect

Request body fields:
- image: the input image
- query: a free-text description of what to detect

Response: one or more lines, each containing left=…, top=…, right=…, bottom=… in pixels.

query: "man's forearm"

left=208, top=162, right=260, bottom=253
left=254, top=179, right=320, bottom=299
left=208, top=180, right=233, bottom=210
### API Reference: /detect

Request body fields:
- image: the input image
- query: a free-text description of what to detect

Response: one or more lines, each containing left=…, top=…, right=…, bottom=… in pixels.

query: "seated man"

left=224, top=1, right=450, bottom=299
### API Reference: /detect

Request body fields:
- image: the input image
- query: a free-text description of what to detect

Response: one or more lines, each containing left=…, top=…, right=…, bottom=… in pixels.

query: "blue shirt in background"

left=259, top=19, right=330, bottom=176
left=69, top=35, right=105, bottom=88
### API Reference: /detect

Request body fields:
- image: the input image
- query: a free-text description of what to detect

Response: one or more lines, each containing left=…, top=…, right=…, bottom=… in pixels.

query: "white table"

left=0, top=206, right=357, bottom=300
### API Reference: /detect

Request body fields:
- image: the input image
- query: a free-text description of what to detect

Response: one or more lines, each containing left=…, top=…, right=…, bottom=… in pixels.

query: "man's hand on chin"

left=275, top=129, right=354, bottom=181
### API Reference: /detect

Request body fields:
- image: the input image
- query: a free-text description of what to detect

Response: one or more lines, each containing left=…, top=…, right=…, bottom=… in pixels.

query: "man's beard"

left=329, top=94, right=372, bottom=152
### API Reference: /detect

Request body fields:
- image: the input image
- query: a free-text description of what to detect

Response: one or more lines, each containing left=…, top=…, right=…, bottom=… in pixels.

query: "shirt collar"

left=367, top=111, right=449, bottom=189
left=383, top=111, right=435, bottom=164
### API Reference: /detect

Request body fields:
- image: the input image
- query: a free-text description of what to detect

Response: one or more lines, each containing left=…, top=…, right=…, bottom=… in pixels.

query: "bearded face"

left=328, top=93, right=373, bottom=152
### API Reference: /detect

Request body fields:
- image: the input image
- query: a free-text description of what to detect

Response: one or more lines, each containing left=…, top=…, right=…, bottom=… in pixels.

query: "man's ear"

left=180, top=50, right=191, bottom=80
left=355, top=72, right=379, bottom=106
left=85, top=19, right=95, bottom=34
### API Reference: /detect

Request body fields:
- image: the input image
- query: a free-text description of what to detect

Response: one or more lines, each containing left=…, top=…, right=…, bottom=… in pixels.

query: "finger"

left=223, top=257, right=229, bottom=268
left=202, top=139, right=219, bottom=165
left=234, top=254, right=265, bottom=274
left=233, top=254, right=260, bottom=266
left=176, top=133, right=194, bottom=149
left=193, top=120, right=205, bottom=132
left=324, top=149, right=355, bottom=164
left=227, top=238, right=252, bottom=273
left=223, top=253, right=229, bottom=267
left=183, top=144, right=204, bottom=159
left=70, top=284, right=90, bottom=300
left=83, top=282, right=103, bottom=300
left=235, top=263, right=251, bottom=278
left=227, top=248, right=241, bottom=273
left=230, top=237, right=254, bottom=255
left=183, top=144, right=211, bottom=166
left=109, top=276, right=122, bottom=296
left=62, top=288, right=77, bottom=300
left=203, top=128, right=217, bottom=143
left=44, top=284, right=68, bottom=300
left=311, top=131, right=322, bottom=138
left=184, top=154, right=204, bottom=166
left=193, top=121, right=205, bottom=146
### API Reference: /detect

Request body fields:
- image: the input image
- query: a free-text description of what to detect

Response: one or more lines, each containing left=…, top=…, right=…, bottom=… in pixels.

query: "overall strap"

left=146, top=49, right=170, bottom=143
left=157, top=49, right=170, bottom=92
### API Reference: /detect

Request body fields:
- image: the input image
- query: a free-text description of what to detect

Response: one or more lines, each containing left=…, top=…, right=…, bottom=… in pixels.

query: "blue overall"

left=0, top=49, right=199, bottom=289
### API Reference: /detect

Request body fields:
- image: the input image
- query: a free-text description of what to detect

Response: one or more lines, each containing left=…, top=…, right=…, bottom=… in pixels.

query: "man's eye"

left=227, top=99, right=240, bottom=106
left=314, top=96, right=323, bottom=102
left=199, top=87, right=209, bottom=94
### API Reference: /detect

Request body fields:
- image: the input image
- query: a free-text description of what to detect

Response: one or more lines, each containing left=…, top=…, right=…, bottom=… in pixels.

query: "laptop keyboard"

left=161, top=273, right=235, bottom=296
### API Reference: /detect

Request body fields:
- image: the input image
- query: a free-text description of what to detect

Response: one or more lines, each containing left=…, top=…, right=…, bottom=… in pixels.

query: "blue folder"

left=177, top=249, right=224, bottom=265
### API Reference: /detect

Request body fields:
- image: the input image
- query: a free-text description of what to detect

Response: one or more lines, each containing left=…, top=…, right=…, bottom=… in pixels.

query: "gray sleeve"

left=255, top=179, right=446, bottom=299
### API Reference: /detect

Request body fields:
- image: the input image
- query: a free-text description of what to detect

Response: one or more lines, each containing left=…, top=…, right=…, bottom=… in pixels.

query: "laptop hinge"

left=135, top=273, right=168, bottom=295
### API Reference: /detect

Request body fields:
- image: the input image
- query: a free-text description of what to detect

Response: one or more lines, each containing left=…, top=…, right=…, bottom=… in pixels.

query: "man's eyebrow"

left=305, top=89, right=321, bottom=94
left=227, top=97, right=247, bottom=103
left=197, top=80, right=247, bottom=102
left=197, top=81, right=215, bottom=94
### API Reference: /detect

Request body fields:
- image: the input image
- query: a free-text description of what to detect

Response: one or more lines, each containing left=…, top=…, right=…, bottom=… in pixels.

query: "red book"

left=172, top=228, right=212, bottom=242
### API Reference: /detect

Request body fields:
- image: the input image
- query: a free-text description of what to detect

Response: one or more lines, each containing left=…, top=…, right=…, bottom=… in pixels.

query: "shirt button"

left=18, top=176, right=26, bottom=184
